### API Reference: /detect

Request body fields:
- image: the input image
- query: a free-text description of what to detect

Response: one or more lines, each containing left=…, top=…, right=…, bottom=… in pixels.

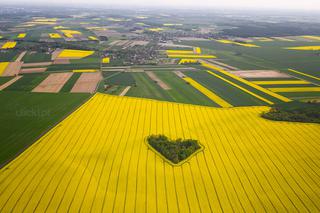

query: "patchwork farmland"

left=0, top=6, right=320, bottom=213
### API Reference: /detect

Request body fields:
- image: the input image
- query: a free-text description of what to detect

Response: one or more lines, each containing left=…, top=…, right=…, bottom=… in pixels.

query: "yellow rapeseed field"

left=285, top=46, right=320, bottom=51
left=73, top=69, right=97, bottom=73
left=168, top=54, right=216, bottom=59
left=0, top=93, right=319, bottom=212
left=1, top=41, right=17, bottom=49
left=49, top=33, right=62, bottom=39
left=269, top=87, right=320, bottom=92
left=216, top=39, right=260, bottom=48
left=17, top=33, right=26, bottom=38
left=0, top=62, right=9, bottom=76
left=166, top=50, right=194, bottom=55
left=102, top=57, right=110, bottom=64
left=147, top=28, right=164, bottom=32
left=252, top=80, right=311, bottom=85
left=287, top=69, right=320, bottom=81
left=178, top=59, right=198, bottom=64
left=57, top=49, right=94, bottom=59
left=88, top=36, right=99, bottom=41
left=61, top=30, right=82, bottom=38
left=182, top=77, right=232, bottom=107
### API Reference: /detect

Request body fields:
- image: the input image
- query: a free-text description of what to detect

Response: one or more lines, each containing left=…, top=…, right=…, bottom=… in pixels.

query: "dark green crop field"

left=0, top=92, right=90, bottom=166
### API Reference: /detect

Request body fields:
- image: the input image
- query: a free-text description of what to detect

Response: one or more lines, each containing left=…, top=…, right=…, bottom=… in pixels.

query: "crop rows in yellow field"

left=0, top=93, right=320, bottom=212
left=1, top=41, right=17, bottom=49
left=252, top=80, right=311, bottom=85
left=0, top=62, right=9, bottom=76
left=201, top=61, right=291, bottom=103
left=269, top=87, right=320, bottom=92
left=49, top=33, right=62, bottom=39
left=216, top=39, right=260, bottom=48
left=57, top=49, right=94, bottom=59
left=17, top=33, right=26, bottom=39
left=182, top=77, right=232, bottom=107
left=285, top=46, right=320, bottom=51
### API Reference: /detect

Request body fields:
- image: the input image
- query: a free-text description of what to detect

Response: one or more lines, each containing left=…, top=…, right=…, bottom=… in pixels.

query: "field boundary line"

left=201, top=61, right=291, bottom=102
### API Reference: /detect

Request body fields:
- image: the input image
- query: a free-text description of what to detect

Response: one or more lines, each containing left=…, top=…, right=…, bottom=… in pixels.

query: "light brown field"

left=32, top=73, right=73, bottom=93
left=15, top=51, right=27, bottom=62
left=51, top=49, right=62, bottom=60
left=71, top=72, right=102, bottom=93
left=146, top=71, right=171, bottom=90
left=2, top=62, right=22, bottom=76
left=53, top=58, right=70, bottom=64
left=206, top=59, right=239, bottom=70
left=20, top=67, right=47, bottom=74
left=22, top=62, right=52, bottom=67
left=229, top=70, right=292, bottom=78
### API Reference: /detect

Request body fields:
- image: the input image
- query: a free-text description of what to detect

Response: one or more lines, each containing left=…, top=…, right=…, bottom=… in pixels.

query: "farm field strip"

left=0, top=94, right=319, bottom=212
left=269, top=87, right=320, bottom=93
left=206, top=71, right=274, bottom=105
left=32, top=73, right=73, bottom=93
left=287, top=69, right=320, bottom=81
left=182, top=77, right=233, bottom=108
left=201, top=61, right=292, bottom=103
left=0, top=62, right=9, bottom=76
left=252, top=80, right=312, bottom=85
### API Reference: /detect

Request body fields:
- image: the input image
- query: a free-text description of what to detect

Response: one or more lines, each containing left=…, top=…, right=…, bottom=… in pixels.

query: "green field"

left=0, top=91, right=90, bottom=166
left=153, top=71, right=217, bottom=106
left=59, top=73, right=81, bottom=92
left=126, top=72, right=172, bottom=101
left=22, top=52, right=51, bottom=63
left=0, top=51, right=19, bottom=62
left=0, top=76, right=14, bottom=85
left=105, top=72, right=135, bottom=86
left=4, top=73, right=48, bottom=91
left=46, top=63, right=100, bottom=71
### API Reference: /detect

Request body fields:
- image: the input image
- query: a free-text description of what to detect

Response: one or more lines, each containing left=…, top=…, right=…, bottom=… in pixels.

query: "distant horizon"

left=1, top=0, right=320, bottom=12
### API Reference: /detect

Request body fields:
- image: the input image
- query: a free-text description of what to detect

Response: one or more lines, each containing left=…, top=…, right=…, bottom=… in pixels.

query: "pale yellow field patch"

left=301, top=35, right=320, bottom=41
left=88, top=36, right=98, bottom=41
left=166, top=50, right=194, bottom=55
left=178, top=59, right=198, bottom=64
left=0, top=93, right=319, bottom=212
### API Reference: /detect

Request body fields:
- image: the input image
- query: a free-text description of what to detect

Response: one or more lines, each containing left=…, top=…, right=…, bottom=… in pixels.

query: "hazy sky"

left=3, top=0, right=320, bottom=11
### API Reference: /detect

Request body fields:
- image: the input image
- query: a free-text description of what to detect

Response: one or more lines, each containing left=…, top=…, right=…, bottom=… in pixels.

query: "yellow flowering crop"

left=102, top=57, right=110, bottom=64
left=182, top=77, right=232, bottom=107
left=1, top=41, right=17, bottom=49
left=178, top=59, right=198, bottom=64
left=88, top=36, right=98, bottom=41
left=49, top=33, right=62, bottom=38
left=0, top=62, right=9, bottom=76
left=252, top=80, right=311, bottom=85
left=0, top=93, right=319, bottom=212
left=57, top=49, right=94, bottom=58
left=17, top=33, right=26, bottom=38
left=168, top=54, right=216, bottom=59
left=301, top=35, right=320, bottom=41
left=216, top=39, right=260, bottom=47
left=269, top=87, right=320, bottom=92
left=73, top=69, right=97, bottom=73
left=285, top=46, right=320, bottom=51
